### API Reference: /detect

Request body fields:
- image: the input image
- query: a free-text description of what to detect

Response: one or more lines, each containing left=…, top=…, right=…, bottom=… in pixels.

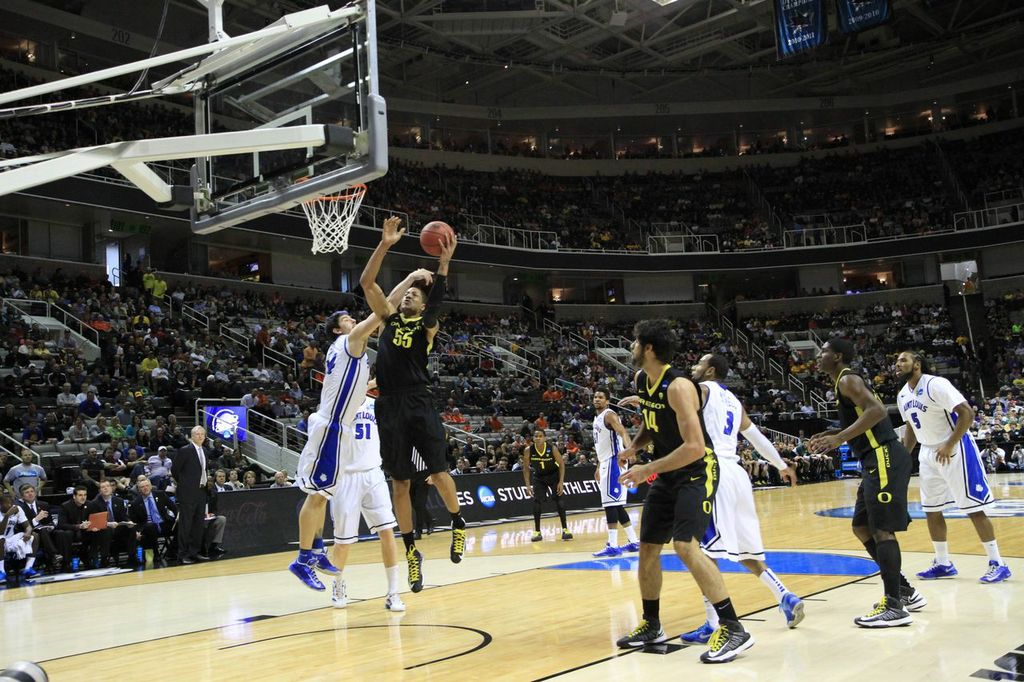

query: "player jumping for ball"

left=360, top=216, right=466, bottom=593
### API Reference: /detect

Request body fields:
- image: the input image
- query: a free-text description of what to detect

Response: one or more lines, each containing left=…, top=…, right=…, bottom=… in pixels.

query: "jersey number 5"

left=910, top=413, right=921, bottom=430
left=643, top=409, right=659, bottom=433
left=392, top=328, right=413, bottom=348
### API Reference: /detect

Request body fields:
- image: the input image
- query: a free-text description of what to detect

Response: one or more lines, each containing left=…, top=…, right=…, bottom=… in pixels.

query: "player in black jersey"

left=809, top=338, right=923, bottom=628
left=615, top=320, right=753, bottom=664
left=359, top=216, right=467, bottom=594
left=523, top=429, right=573, bottom=542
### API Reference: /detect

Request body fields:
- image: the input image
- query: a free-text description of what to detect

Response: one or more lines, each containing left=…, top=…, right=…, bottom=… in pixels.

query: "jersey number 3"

left=723, top=411, right=735, bottom=435
left=392, top=328, right=413, bottom=348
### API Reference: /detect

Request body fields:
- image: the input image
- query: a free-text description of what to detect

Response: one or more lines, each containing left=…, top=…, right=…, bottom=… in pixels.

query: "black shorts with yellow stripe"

left=640, top=450, right=719, bottom=544
left=853, top=440, right=912, bottom=533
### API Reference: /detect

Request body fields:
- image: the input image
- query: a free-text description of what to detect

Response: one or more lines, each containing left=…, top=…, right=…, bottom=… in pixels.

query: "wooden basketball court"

left=3, top=475, right=1022, bottom=681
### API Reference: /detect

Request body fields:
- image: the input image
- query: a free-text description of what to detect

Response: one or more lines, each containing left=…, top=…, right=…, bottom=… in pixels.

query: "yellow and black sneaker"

left=561, top=528, right=574, bottom=541
left=615, top=619, right=668, bottom=649
left=700, top=620, right=754, bottom=663
left=531, top=531, right=543, bottom=542
left=407, top=547, right=424, bottom=593
left=451, top=527, right=466, bottom=564
left=854, top=596, right=912, bottom=628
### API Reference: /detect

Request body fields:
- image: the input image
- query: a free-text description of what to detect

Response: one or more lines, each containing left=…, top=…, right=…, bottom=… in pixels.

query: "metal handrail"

left=48, top=301, right=101, bottom=348
left=0, top=430, right=41, bottom=464
left=181, top=302, right=210, bottom=330
left=220, top=328, right=248, bottom=352
left=262, top=344, right=297, bottom=374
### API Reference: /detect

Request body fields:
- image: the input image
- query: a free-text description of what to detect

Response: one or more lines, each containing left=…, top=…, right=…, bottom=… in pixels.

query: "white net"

left=301, top=183, right=367, bottom=254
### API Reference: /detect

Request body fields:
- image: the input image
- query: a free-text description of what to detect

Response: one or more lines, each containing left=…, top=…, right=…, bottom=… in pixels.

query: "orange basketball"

left=420, top=221, right=455, bottom=257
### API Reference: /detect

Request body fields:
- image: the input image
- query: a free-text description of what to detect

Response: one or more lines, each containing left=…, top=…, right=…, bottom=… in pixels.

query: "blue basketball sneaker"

left=312, top=551, right=338, bottom=575
left=680, top=621, right=714, bottom=644
left=620, top=542, right=640, bottom=553
left=779, top=592, right=804, bottom=628
left=289, top=557, right=325, bottom=591
left=916, top=561, right=958, bottom=580
left=979, top=561, right=1012, bottom=584
left=593, top=544, right=622, bottom=558
left=21, top=567, right=40, bottom=580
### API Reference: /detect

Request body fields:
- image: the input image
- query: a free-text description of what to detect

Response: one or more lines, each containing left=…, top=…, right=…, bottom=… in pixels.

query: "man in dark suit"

left=57, top=485, right=112, bottom=568
left=16, top=483, right=72, bottom=572
left=172, top=425, right=210, bottom=564
left=129, top=475, right=176, bottom=564
left=90, top=479, right=138, bottom=567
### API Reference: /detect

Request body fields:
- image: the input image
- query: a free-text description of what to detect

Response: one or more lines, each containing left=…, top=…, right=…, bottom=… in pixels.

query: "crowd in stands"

left=4, top=256, right=1023, bottom=580
left=4, top=63, right=1021, bottom=256
left=735, top=301, right=970, bottom=404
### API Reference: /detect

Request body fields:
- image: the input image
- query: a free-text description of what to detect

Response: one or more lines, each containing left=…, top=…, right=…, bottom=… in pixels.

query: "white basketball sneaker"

left=385, top=593, right=407, bottom=612
left=331, top=576, right=347, bottom=609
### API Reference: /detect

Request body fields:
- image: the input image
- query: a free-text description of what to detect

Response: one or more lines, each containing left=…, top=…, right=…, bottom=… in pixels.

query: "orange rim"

left=303, top=183, right=367, bottom=203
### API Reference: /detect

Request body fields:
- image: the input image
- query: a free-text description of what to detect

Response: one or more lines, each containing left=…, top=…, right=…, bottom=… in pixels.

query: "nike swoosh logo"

left=868, top=469, right=877, bottom=474
left=690, top=476, right=701, bottom=481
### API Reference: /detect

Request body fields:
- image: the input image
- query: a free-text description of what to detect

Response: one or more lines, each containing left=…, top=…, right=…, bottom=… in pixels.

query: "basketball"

left=420, top=221, right=455, bottom=257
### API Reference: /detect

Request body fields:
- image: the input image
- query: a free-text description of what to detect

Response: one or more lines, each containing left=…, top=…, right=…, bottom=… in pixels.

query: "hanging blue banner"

left=774, top=0, right=827, bottom=59
left=835, top=0, right=892, bottom=34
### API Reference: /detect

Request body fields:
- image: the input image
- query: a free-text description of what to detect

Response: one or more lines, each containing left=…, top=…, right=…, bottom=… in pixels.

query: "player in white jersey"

left=685, top=354, right=804, bottom=642
left=289, top=270, right=433, bottom=591
left=329, top=391, right=405, bottom=612
left=895, top=351, right=1011, bottom=584
left=590, top=388, right=641, bottom=558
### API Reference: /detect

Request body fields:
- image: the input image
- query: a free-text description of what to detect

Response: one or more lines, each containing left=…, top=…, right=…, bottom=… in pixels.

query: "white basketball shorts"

left=599, top=457, right=628, bottom=507
left=330, top=467, right=397, bottom=544
left=918, top=434, right=994, bottom=513
left=296, top=412, right=343, bottom=496
left=701, top=460, right=766, bottom=562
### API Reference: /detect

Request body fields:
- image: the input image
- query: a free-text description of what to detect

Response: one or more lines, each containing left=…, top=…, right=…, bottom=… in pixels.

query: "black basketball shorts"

left=640, top=450, right=720, bottom=544
left=376, top=389, right=449, bottom=480
left=532, top=472, right=560, bottom=503
left=852, top=440, right=912, bottom=533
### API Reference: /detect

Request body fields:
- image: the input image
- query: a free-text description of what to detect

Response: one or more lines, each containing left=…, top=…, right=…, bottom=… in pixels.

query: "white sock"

left=704, top=597, right=720, bottom=629
left=607, top=529, right=619, bottom=547
left=759, top=568, right=788, bottom=603
left=623, top=524, right=639, bottom=544
left=25, top=556, right=36, bottom=570
left=387, top=564, right=400, bottom=594
left=982, top=540, right=1004, bottom=565
left=932, top=541, right=950, bottom=565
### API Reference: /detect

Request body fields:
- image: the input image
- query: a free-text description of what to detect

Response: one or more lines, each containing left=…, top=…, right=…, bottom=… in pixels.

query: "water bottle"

left=71, top=557, right=80, bottom=572
left=137, top=546, right=144, bottom=566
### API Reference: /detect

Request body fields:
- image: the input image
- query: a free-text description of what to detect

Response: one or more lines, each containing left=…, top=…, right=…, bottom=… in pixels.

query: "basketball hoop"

left=301, top=183, right=366, bottom=254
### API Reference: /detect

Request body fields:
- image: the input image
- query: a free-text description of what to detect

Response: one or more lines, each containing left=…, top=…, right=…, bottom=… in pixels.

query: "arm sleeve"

left=741, top=424, right=788, bottom=470
left=422, top=274, right=447, bottom=328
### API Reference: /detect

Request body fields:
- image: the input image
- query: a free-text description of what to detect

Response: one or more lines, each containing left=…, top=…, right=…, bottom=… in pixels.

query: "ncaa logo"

left=212, top=409, right=239, bottom=439
left=476, top=485, right=496, bottom=508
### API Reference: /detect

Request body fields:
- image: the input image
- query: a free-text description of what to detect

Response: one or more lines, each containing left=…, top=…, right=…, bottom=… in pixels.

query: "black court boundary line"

left=219, top=623, right=493, bottom=670
left=30, top=548, right=901, bottom=665
left=28, top=547, right=1019, bottom=665
left=34, top=555, right=561, bottom=665
left=531, top=570, right=881, bottom=682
